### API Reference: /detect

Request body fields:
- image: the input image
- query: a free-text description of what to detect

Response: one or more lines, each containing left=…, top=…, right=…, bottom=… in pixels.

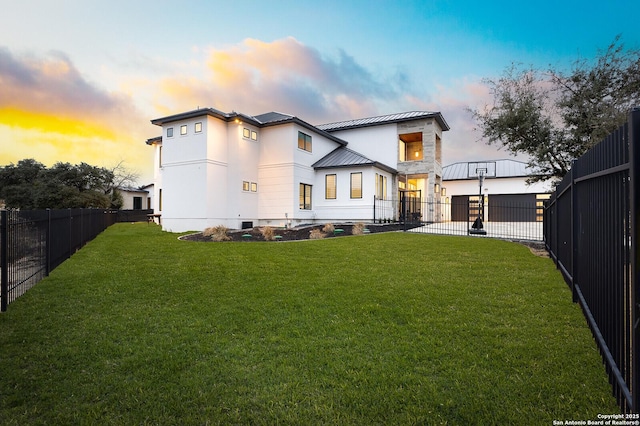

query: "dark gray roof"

left=442, top=159, right=537, bottom=180
left=252, top=111, right=294, bottom=124
left=312, top=147, right=396, bottom=174
left=317, top=111, right=450, bottom=132
left=150, top=108, right=347, bottom=146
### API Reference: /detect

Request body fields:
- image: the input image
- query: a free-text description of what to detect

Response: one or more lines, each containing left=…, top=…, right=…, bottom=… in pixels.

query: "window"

left=350, top=172, right=362, bottom=199
left=398, top=132, right=423, bottom=161
left=375, top=173, right=387, bottom=199
left=167, top=127, right=173, bottom=138
left=159, top=188, right=163, bottom=211
left=159, top=146, right=162, bottom=168
left=251, top=182, right=258, bottom=192
left=195, top=122, right=202, bottom=133
left=242, top=181, right=250, bottom=191
left=299, top=183, right=312, bottom=209
left=180, top=125, right=187, bottom=135
left=243, top=128, right=250, bottom=138
left=325, top=174, right=336, bottom=199
left=298, top=131, right=312, bottom=152
left=251, top=130, right=258, bottom=141
left=133, top=196, right=142, bottom=210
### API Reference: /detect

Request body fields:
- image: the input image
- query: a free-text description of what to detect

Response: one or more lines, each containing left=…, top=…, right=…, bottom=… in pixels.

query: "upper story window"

left=398, top=132, right=423, bottom=161
left=243, top=128, right=259, bottom=141
left=180, top=125, right=187, bottom=135
left=298, top=131, right=312, bottom=152
left=167, top=127, right=174, bottom=138
left=195, top=122, right=202, bottom=133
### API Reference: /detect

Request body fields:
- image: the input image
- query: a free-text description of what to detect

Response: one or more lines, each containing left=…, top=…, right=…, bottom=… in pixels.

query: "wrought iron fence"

left=0, top=209, right=118, bottom=312
left=544, top=107, right=640, bottom=413
left=374, top=197, right=545, bottom=241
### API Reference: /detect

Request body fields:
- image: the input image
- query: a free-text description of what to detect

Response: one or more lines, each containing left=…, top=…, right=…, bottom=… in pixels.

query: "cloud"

left=154, top=37, right=409, bottom=123
left=0, top=47, right=152, bottom=182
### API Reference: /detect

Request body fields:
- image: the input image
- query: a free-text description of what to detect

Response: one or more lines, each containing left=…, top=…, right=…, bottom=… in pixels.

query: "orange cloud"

left=0, top=107, right=118, bottom=140
left=155, top=37, right=406, bottom=123
left=0, top=47, right=153, bottom=183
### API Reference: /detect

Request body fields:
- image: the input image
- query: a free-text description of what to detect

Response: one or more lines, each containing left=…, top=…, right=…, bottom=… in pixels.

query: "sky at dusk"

left=1, top=0, right=638, bottom=185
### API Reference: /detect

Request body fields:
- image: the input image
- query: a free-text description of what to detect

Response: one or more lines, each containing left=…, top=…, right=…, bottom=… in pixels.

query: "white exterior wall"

left=443, top=177, right=549, bottom=197
left=257, top=123, right=341, bottom=227
left=313, top=167, right=393, bottom=222
left=329, top=124, right=399, bottom=167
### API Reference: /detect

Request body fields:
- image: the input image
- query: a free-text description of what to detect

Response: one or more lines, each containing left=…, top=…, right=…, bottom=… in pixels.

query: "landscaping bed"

left=181, top=222, right=409, bottom=242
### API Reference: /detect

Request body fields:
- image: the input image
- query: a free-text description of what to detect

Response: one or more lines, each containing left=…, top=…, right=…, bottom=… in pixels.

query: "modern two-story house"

left=146, top=108, right=449, bottom=232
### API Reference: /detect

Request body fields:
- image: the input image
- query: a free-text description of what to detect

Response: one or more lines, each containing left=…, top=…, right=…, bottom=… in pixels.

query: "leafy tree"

left=0, top=159, right=137, bottom=209
left=470, top=36, right=640, bottom=183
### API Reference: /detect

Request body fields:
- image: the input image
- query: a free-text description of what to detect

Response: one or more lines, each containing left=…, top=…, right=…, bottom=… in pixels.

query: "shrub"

left=322, top=223, right=335, bottom=234
left=203, top=225, right=231, bottom=242
left=261, top=226, right=275, bottom=241
left=352, top=222, right=366, bottom=235
left=309, top=229, right=326, bottom=239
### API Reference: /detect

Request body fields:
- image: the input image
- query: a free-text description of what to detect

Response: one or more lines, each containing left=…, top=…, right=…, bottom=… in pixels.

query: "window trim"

left=180, top=124, right=187, bottom=135
left=299, top=183, right=312, bottom=210
left=195, top=122, right=202, bottom=133
left=167, top=127, right=174, bottom=138
left=350, top=172, right=362, bottom=199
left=325, top=174, right=337, bottom=199
left=298, top=131, right=312, bottom=152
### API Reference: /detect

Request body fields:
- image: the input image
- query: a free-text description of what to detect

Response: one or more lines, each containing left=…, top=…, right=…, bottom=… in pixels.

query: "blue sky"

left=0, top=0, right=637, bottom=184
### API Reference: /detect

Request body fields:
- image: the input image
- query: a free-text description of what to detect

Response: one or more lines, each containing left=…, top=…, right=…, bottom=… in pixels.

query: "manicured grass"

left=0, top=223, right=618, bottom=424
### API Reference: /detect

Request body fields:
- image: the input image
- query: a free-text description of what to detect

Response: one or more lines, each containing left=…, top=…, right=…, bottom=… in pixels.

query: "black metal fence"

left=374, top=197, right=545, bottom=241
left=544, top=108, right=640, bottom=413
left=0, top=209, right=118, bottom=312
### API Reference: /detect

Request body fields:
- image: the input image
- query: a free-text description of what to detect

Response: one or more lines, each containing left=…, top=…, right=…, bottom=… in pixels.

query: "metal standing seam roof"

left=312, top=147, right=397, bottom=174
left=442, top=159, right=538, bottom=180
left=316, top=111, right=450, bottom=132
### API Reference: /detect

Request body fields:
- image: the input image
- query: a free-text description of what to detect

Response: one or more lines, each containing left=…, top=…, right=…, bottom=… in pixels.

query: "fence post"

left=570, top=159, right=578, bottom=303
left=628, top=107, right=640, bottom=412
left=46, top=209, right=51, bottom=276
left=1, top=210, right=8, bottom=312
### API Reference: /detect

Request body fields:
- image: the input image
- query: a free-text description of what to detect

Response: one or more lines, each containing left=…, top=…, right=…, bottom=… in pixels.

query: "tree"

left=470, top=36, right=640, bottom=183
left=0, top=159, right=133, bottom=209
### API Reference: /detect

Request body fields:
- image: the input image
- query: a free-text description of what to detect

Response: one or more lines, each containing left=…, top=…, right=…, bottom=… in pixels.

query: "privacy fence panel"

left=1, top=209, right=118, bottom=312
left=544, top=108, right=640, bottom=413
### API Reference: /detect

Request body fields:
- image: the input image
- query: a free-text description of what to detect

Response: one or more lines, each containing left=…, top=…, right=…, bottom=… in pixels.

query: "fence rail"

left=544, top=108, right=640, bottom=413
left=374, top=197, right=545, bottom=241
left=0, top=208, right=122, bottom=312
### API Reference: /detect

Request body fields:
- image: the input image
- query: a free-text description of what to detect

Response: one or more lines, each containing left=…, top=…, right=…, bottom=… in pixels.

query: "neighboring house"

left=146, top=108, right=449, bottom=232
left=118, top=186, right=151, bottom=210
left=441, top=159, right=551, bottom=222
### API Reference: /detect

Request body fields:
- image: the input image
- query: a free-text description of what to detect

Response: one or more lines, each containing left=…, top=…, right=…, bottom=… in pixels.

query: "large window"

left=299, top=183, right=312, bottom=209
left=133, top=196, right=142, bottom=210
left=325, top=174, right=336, bottom=199
left=350, top=172, right=362, bottom=199
left=398, top=132, right=423, bottom=161
left=298, top=131, right=312, bottom=152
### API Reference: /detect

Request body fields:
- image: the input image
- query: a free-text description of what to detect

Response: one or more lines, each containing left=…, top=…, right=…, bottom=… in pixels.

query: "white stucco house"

left=441, top=159, right=551, bottom=222
left=146, top=108, right=449, bottom=232
left=118, top=185, right=153, bottom=210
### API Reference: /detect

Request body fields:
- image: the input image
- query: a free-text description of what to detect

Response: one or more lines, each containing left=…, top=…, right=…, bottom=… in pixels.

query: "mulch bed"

left=180, top=223, right=408, bottom=242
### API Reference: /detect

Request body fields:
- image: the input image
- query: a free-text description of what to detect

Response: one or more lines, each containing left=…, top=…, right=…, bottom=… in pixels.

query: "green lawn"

left=0, top=223, right=618, bottom=424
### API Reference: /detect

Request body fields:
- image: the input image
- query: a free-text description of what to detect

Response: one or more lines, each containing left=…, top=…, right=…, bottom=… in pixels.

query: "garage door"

left=488, top=194, right=536, bottom=222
